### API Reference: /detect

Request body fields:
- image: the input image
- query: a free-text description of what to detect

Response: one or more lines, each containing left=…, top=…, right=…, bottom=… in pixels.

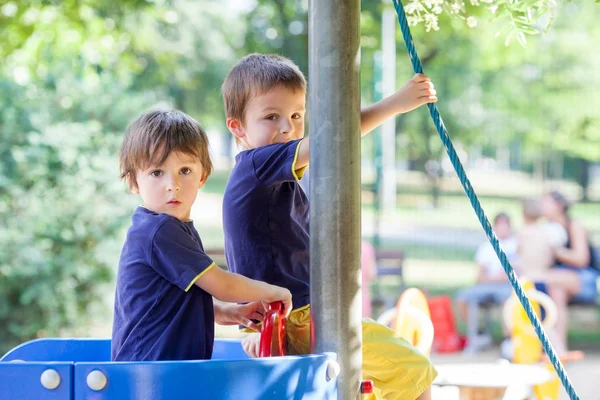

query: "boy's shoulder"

left=235, top=140, right=303, bottom=163
left=127, top=207, right=192, bottom=248
left=227, top=140, right=304, bottom=190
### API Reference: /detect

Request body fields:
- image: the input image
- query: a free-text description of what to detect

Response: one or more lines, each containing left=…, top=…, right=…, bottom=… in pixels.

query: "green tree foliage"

left=0, top=0, right=597, bottom=353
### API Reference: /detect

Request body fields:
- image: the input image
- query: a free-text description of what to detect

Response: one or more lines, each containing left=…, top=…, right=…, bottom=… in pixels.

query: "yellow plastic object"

left=533, top=363, right=560, bottom=400
left=506, top=279, right=560, bottom=400
left=511, top=280, right=543, bottom=364
left=393, top=288, right=433, bottom=356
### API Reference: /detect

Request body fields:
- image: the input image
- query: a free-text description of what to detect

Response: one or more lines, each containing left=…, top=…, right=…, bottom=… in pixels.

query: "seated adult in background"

left=536, top=190, right=599, bottom=355
left=456, top=212, right=518, bottom=352
left=517, top=198, right=568, bottom=281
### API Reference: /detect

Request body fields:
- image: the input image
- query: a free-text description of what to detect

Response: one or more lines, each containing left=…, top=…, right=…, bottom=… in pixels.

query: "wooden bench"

left=372, top=249, right=406, bottom=309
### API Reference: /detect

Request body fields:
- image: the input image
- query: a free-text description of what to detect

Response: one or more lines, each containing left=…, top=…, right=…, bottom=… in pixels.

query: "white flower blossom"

left=466, top=16, right=478, bottom=27
left=432, top=5, right=443, bottom=13
left=407, top=16, right=422, bottom=26
left=470, top=0, right=480, bottom=5
left=489, top=4, right=498, bottom=13
left=405, top=1, right=423, bottom=14
left=424, top=13, right=440, bottom=31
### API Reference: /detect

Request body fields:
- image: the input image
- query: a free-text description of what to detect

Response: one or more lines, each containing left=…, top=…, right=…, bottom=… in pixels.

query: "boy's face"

left=494, top=218, right=512, bottom=240
left=228, top=84, right=306, bottom=149
left=130, top=151, right=206, bottom=221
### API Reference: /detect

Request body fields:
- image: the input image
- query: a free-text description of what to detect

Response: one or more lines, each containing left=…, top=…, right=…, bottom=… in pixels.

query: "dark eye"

left=292, top=113, right=302, bottom=119
left=266, top=114, right=278, bottom=121
left=150, top=170, right=163, bottom=177
left=181, top=167, right=192, bottom=175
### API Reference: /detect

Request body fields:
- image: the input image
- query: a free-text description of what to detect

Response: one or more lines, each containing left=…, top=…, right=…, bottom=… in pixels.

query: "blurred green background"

left=1, top=0, right=598, bottom=354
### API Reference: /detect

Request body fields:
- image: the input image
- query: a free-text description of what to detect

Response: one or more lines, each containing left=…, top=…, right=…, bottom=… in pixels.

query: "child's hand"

left=267, top=287, right=293, bottom=319
left=391, top=73, right=437, bottom=114
left=214, top=302, right=265, bottom=332
left=242, top=333, right=261, bottom=358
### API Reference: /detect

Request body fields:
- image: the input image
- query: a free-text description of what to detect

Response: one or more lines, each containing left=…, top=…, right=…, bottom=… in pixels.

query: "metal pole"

left=309, top=0, right=362, bottom=399
left=381, top=7, right=397, bottom=211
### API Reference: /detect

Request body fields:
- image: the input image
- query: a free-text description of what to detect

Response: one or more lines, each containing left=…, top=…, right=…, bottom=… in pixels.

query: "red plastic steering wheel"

left=259, top=301, right=287, bottom=357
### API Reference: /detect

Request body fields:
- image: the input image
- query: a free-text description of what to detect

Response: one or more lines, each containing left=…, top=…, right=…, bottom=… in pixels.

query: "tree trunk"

left=577, top=158, right=590, bottom=202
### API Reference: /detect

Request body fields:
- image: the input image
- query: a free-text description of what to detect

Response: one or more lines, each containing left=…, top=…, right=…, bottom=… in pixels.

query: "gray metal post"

left=309, top=0, right=362, bottom=399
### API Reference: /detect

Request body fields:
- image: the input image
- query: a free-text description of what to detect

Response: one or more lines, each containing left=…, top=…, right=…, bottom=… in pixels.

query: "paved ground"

left=431, top=345, right=600, bottom=400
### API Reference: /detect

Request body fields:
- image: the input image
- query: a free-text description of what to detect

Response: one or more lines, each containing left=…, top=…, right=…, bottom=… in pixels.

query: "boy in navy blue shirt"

left=111, top=109, right=292, bottom=361
left=221, top=54, right=438, bottom=400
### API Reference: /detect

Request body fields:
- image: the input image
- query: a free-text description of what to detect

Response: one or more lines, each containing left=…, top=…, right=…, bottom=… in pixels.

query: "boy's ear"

left=198, top=175, right=207, bottom=189
left=126, top=172, right=140, bottom=195
left=226, top=118, right=246, bottom=139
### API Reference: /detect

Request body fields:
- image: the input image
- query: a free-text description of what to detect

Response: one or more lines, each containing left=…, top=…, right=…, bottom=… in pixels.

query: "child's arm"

left=554, top=220, right=591, bottom=268
left=195, top=266, right=292, bottom=317
left=294, top=73, right=437, bottom=169
left=361, top=73, right=437, bottom=135
left=214, top=301, right=265, bottom=332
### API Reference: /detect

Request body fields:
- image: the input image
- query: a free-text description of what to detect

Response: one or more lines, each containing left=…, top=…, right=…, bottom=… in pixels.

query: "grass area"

left=204, top=169, right=600, bottom=241
left=362, top=192, right=600, bottom=239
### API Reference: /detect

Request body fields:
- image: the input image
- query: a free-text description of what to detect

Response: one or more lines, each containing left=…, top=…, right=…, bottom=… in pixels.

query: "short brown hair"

left=522, top=199, right=541, bottom=220
left=120, top=109, right=213, bottom=189
left=221, top=53, right=307, bottom=122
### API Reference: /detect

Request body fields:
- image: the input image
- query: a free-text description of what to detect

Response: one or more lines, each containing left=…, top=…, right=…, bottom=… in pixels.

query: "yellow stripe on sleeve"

left=184, top=262, right=215, bottom=292
left=292, top=139, right=307, bottom=181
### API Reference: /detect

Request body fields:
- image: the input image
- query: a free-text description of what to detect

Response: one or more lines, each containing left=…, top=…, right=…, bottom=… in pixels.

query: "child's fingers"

left=420, top=87, right=437, bottom=96
left=250, top=310, right=265, bottom=322
left=418, top=81, right=435, bottom=91
left=412, top=73, right=431, bottom=83
left=419, top=95, right=438, bottom=103
left=242, top=334, right=260, bottom=357
left=282, top=301, right=292, bottom=318
left=243, top=319, right=261, bottom=332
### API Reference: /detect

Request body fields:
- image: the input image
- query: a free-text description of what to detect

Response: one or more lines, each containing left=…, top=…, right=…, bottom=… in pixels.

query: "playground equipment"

left=0, top=301, right=380, bottom=399
left=376, top=288, right=434, bottom=356
left=259, top=303, right=374, bottom=397
left=502, top=279, right=580, bottom=400
left=427, top=295, right=466, bottom=353
left=503, top=280, right=558, bottom=365
left=0, top=320, right=338, bottom=400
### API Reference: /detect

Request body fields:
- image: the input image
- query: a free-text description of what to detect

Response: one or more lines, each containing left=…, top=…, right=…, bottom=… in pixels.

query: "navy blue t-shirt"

left=223, top=140, right=310, bottom=310
left=111, top=207, right=215, bottom=361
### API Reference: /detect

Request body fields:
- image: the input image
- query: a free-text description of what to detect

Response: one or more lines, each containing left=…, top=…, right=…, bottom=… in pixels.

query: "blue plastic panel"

left=212, top=338, right=249, bottom=360
left=2, top=338, right=250, bottom=363
left=1, top=338, right=111, bottom=363
left=74, top=353, right=337, bottom=400
left=0, top=362, right=73, bottom=400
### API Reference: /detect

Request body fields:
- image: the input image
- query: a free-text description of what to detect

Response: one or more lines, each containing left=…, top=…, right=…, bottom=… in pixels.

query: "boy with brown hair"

left=221, top=54, right=437, bottom=400
left=111, top=109, right=292, bottom=361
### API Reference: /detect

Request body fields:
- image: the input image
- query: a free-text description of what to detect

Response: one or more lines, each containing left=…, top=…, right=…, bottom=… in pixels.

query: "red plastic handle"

left=361, top=380, right=374, bottom=394
left=259, top=301, right=286, bottom=357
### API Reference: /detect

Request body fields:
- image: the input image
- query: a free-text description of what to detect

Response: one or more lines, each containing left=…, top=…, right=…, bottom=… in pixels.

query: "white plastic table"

left=433, top=361, right=552, bottom=400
